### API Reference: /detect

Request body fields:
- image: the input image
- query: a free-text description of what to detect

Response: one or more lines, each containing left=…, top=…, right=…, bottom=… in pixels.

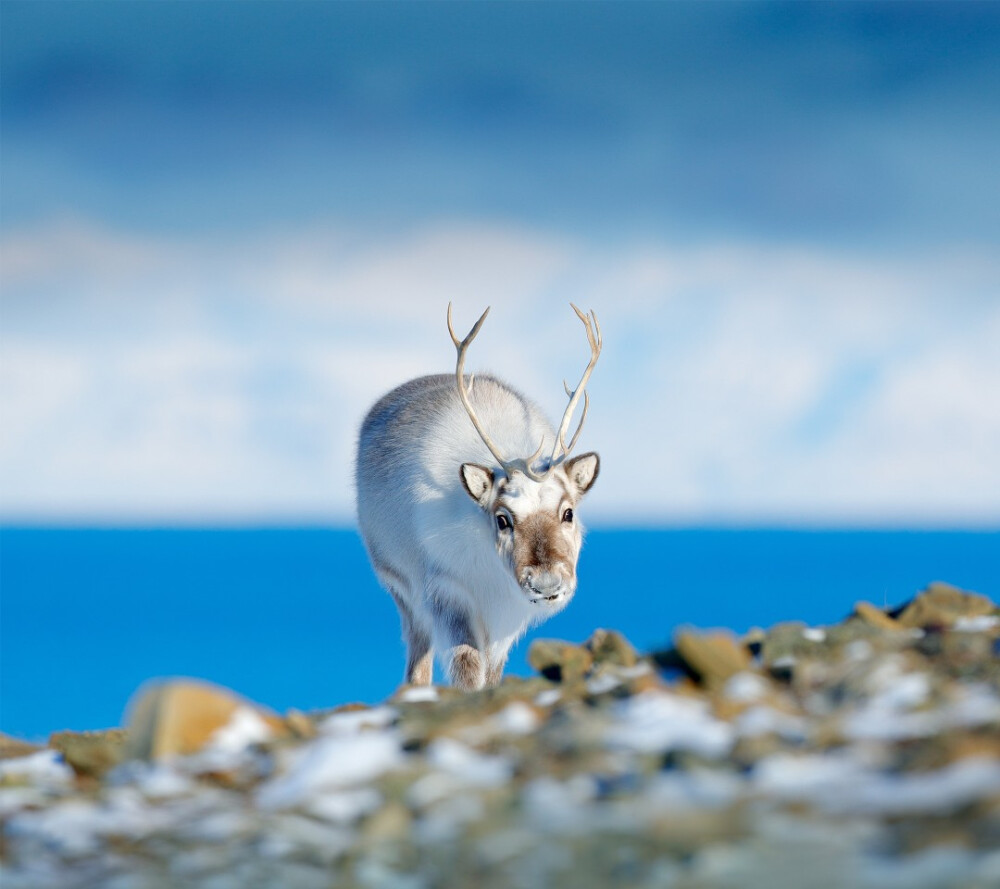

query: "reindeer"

left=355, top=304, right=601, bottom=690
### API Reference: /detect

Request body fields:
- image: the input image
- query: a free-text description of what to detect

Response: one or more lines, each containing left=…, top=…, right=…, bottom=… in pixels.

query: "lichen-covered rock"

left=759, top=620, right=829, bottom=672
left=527, top=639, right=594, bottom=682
left=49, top=728, right=127, bottom=779
left=893, top=581, right=997, bottom=630
left=584, top=628, right=639, bottom=668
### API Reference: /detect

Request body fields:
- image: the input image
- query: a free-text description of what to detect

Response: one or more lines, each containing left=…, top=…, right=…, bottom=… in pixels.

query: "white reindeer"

left=355, top=304, right=602, bottom=690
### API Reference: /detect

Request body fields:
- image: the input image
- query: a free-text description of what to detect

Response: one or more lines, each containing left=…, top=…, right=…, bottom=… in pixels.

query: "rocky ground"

left=2, top=582, right=999, bottom=889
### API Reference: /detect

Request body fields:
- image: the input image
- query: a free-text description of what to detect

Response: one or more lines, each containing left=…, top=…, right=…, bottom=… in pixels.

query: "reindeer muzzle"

left=522, top=569, right=573, bottom=605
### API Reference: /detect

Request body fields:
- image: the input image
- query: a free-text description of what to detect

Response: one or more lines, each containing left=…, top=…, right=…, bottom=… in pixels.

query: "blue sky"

left=2, top=2, right=999, bottom=525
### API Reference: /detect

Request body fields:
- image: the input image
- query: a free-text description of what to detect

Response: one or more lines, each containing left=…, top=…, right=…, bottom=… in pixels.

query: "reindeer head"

left=448, top=304, right=602, bottom=607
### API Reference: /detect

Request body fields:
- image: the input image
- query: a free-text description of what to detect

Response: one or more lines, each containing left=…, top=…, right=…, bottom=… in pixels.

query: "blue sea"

left=1, top=527, right=997, bottom=741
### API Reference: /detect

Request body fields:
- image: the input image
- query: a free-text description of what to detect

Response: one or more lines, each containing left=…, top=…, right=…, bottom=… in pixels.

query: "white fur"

left=355, top=373, right=598, bottom=690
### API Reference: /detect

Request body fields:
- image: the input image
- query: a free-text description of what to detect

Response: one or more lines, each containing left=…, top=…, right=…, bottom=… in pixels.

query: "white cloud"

left=1, top=219, right=998, bottom=525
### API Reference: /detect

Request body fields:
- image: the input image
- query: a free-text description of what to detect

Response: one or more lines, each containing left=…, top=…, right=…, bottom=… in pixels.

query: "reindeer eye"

left=562, top=508, right=574, bottom=523
left=496, top=514, right=511, bottom=532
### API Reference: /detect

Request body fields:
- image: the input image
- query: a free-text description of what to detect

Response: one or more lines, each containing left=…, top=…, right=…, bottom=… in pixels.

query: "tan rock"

left=947, top=733, right=1000, bottom=764
left=584, top=628, right=639, bottom=668
left=284, top=708, right=318, bottom=740
left=528, top=639, right=593, bottom=682
left=622, top=667, right=666, bottom=696
left=852, top=600, right=902, bottom=631
left=124, top=679, right=287, bottom=760
left=674, top=629, right=751, bottom=690
left=50, top=729, right=128, bottom=778
left=0, top=733, right=42, bottom=761
left=894, top=582, right=996, bottom=629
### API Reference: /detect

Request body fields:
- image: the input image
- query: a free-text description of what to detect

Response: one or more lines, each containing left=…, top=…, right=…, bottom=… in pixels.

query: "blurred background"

left=2, top=2, right=999, bottom=738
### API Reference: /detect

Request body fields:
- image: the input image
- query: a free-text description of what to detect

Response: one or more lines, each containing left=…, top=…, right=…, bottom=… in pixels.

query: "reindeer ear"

left=564, top=452, right=599, bottom=496
left=460, top=463, right=495, bottom=507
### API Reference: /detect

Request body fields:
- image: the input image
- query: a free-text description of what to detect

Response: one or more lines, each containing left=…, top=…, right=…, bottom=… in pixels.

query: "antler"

left=447, top=303, right=547, bottom=481
left=446, top=302, right=601, bottom=480
left=551, top=303, right=602, bottom=464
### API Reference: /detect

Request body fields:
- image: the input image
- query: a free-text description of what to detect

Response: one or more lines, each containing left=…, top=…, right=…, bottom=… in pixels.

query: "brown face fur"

left=511, top=510, right=575, bottom=590
left=460, top=452, right=599, bottom=604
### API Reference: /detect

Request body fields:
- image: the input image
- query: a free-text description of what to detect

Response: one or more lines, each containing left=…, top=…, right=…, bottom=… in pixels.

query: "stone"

left=124, top=679, right=287, bottom=760
left=742, top=627, right=767, bottom=657
left=49, top=728, right=128, bottom=778
left=584, top=628, right=639, bottom=668
left=759, top=621, right=836, bottom=673
left=893, top=582, right=997, bottom=629
left=363, top=800, right=413, bottom=842
left=284, top=708, right=318, bottom=740
left=0, top=733, right=42, bottom=760
left=851, top=600, right=902, bottom=631
left=673, top=629, right=752, bottom=690
left=528, top=639, right=594, bottom=683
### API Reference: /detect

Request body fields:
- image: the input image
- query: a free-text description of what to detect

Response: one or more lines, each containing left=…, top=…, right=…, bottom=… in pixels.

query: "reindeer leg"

left=404, top=624, right=434, bottom=686
left=485, top=660, right=505, bottom=688
left=449, top=643, right=486, bottom=690
left=485, top=634, right=519, bottom=687
left=387, top=590, right=433, bottom=686
left=428, top=595, right=485, bottom=691
left=485, top=651, right=508, bottom=688
left=373, top=549, right=435, bottom=687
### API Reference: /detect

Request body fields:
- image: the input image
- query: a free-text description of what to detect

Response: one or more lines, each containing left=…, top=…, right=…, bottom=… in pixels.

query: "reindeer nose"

left=533, top=574, right=561, bottom=595
left=523, top=570, right=567, bottom=600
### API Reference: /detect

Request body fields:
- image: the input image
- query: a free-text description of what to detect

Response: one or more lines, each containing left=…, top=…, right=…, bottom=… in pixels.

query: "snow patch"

left=425, top=738, right=513, bottom=787
left=535, top=689, right=562, bottom=708
left=755, top=753, right=1000, bottom=815
left=585, top=673, right=622, bottom=695
left=724, top=672, right=770, bottom=703
left=306, top=788, right=383, bottom=825
left=320, top=706, right=397, bottom=736
left=523, top=775, right=597, bottom=834
left=135, top=764, right=197, bottom=799
left=399, top=686, right=440, bottom=703
left=737, top=706, right=808, bottom=741
left=208, top=706, right=274, bottom=753
left=257, top=732, right=404, bottom=810
left=605, top=691, right=734, bottom=758
left=954, top=614, right=1000, bottom=632
left=492, top=702, right=540, bottom=735
left=0, top=750, right=74, bottom=790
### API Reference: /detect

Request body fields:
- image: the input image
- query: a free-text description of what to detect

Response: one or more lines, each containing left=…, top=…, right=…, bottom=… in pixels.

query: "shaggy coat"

left=356, top=373, right=598, bottom=690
